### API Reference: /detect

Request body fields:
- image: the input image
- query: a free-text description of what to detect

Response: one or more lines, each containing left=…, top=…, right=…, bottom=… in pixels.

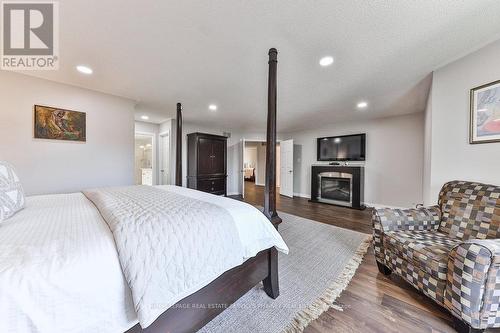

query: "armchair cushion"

left=445, top=239, right=500, bottom=329
left=372, top=206, right=441, bottom=262
left=383, top=230, right=460, bottom=280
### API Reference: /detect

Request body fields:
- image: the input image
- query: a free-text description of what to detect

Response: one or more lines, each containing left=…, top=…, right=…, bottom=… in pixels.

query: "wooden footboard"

left=127, top=247, right=278, bottom=333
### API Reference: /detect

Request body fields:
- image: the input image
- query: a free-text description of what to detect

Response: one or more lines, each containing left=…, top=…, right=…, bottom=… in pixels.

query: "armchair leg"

left=453, top=317, right=484, bottom=333
left=376, top=261, right=392, bottom=276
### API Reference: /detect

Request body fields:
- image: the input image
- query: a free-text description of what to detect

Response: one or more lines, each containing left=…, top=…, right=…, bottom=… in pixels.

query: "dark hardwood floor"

left=231, top=182, right=500, bottom=333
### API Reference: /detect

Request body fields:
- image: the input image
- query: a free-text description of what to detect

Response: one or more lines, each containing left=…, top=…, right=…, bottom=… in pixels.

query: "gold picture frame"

left=34, top=105, right=86, bottom=142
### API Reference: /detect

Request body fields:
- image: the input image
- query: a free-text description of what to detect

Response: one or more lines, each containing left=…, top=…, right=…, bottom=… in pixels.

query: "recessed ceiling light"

left=319, top=56, right=334, bottom=67
left=208, top=104, right=217, bottom=111
left=357, top=101, right=368, bottom=109
left=141, top=115, right=149, bottom=120
left=76, top=65, right=93, bottom=74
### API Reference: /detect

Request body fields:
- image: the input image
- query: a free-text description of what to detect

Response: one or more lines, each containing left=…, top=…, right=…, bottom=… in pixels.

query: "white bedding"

left=0, top=186, right=288, bottom=333
left=0, top=193, right=137, bottom=333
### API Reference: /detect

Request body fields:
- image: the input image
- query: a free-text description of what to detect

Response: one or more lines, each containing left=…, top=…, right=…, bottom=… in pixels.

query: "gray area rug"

left=198, top=211, right=372, bottom=333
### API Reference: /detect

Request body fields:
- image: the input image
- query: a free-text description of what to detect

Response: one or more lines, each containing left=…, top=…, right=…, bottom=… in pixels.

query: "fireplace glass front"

left=317, top=172, right=353, bottom=207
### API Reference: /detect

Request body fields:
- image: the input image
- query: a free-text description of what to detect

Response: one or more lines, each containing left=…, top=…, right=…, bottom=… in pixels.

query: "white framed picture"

left=470, top=80, right=500, bottom=144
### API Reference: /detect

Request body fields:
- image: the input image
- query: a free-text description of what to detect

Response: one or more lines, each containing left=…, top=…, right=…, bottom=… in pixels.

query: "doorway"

left=241, top=140, right=282, bottom=198
left=134, top=133, right=155, bottom=185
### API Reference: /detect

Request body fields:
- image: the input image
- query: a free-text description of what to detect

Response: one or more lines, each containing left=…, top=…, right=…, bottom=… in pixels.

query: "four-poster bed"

left=0, top=49, right=286, bottom=333
left=127, top=48, right=283, bottom=332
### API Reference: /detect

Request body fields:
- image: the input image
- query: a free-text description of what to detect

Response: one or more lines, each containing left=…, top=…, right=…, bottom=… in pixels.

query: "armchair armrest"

left=372, top=206, right=441, bottom=262
left=445, top=239, right=500, bottom=330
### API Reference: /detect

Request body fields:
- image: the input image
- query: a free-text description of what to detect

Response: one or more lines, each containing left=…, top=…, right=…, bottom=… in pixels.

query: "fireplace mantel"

left=310, top=165, right=365, bottom=210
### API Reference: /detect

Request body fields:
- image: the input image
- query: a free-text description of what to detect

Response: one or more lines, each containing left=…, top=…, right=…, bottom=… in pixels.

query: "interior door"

left=280, top=139, right=294, bottom=197
left=240, top=139, right=246, bottom=199
left=159, top=133, right=170, bottom=185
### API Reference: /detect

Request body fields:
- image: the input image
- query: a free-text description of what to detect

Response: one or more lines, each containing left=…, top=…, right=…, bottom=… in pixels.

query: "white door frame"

left=240, top=139, right=246, bottom=198
left=135, top=131, right=156, bottom=185
left=159, top=130, right=170, bottom=185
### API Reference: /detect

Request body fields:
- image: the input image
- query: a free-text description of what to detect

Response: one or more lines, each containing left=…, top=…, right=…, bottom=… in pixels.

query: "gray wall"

left=284, top=112, right=425, bottom=207
left=0, top=71, right=135, bottom=195
left=424, top=39, right=500, bottom=204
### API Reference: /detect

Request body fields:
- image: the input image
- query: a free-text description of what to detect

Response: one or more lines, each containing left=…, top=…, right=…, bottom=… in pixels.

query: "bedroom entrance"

left=134, top=133, right=155, bottom=185
left=241, top=139, right=293, bottom=199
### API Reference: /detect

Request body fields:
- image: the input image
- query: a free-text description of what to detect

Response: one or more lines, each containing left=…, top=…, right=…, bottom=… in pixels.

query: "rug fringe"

left=281, top=236, right=372, bottom=333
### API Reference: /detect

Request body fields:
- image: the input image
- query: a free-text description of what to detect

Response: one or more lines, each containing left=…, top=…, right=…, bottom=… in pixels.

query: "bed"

left=244, top=167, right=255, bottom=181
left=0, top=186, right=287, bottom=333
left=0, top=48, right=285, bottom=333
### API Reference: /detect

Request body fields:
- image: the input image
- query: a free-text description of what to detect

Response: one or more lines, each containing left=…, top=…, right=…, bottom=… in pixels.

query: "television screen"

left=317, top=134, right=366, bottom=161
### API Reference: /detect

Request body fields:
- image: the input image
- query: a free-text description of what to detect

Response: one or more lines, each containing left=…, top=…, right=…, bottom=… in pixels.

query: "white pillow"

left=0, top=161, right=25, bottom=222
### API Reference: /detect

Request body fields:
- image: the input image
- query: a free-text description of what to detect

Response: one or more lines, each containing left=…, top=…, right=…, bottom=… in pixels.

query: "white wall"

left=244, top=146, right=257, bottom=168
left=0, top=71, right=135, bottom=195
left=424, top=39, right=500, bottom=204
left=284, top=112, right=425, bottom=207
left=256, top=143, right=266, bottom=186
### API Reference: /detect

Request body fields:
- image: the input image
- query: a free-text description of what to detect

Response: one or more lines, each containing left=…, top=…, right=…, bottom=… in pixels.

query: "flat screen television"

left=317, top=133, right=366, bottom=161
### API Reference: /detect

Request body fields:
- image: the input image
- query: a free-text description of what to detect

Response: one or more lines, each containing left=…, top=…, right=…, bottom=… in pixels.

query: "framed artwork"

left=470, top=80, right=500, bottom=144
left=34, top=105, right=86, bottom=142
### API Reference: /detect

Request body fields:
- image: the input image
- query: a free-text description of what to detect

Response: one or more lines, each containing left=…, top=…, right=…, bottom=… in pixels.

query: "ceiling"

left=21, top=0, right=500, bottom=132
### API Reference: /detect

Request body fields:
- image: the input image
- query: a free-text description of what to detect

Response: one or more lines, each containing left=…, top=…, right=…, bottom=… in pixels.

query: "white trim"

left=364, top=202, right=407, bottom=209
left=255, top=182, right=265, bottom=187
left=227, top=192, right=241, bottom=196
left=293, top=192, right=311, bottom=199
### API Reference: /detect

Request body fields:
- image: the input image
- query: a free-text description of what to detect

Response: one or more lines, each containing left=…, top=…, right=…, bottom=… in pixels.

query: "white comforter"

left=0, top=186, right=288, bottom=333
left=0, top=193, right=137, bottom=333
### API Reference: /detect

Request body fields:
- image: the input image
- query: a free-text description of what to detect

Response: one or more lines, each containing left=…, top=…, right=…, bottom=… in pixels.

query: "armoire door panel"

left=211, top=139, right=226, bottom=175
left=197, top=138, right=214, bottom=175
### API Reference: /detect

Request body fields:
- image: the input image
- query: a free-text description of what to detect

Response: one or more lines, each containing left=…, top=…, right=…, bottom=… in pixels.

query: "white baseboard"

left=364, top=202, right=407, bottom=209
left=254, top=183, right=265, bottom=187
left=227, top=192, right=241, bottom=196
left=293, top=192, right=311, bottom=199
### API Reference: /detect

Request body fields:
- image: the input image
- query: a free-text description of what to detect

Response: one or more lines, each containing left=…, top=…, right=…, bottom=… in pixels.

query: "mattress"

left=0, top=187, right=288, bottom=333
left=0, top=193, right=138, bottom=333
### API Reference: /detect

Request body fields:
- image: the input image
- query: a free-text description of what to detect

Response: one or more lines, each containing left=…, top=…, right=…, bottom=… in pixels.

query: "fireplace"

left=317, top=172, right=353, bottom=207
left=311, top=165, right=364, bottom=209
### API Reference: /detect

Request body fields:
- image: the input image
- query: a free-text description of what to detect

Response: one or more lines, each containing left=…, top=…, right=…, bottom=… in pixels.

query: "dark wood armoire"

left=187, top=132, right=227, bottom=196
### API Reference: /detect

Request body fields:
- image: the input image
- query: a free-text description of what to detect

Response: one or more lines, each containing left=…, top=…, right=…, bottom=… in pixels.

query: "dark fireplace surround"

left=310, top=165, right=365, bottom=210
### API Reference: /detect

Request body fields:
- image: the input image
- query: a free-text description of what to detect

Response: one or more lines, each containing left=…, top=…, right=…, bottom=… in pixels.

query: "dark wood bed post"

left=262, top=48, right=280, bottom=300
left=263, top=48, right=282, bottom=228
left=126, top=53, right=280, bottom=333
left=175, top=103, right=182, bottom=186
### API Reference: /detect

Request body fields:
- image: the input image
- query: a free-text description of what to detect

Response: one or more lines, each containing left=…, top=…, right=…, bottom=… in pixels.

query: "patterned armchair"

left=373, top=181, right=500, bottom=333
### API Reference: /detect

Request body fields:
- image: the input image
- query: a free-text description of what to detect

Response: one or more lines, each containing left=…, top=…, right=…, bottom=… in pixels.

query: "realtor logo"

left=1, top=1, right=59, bottom=70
